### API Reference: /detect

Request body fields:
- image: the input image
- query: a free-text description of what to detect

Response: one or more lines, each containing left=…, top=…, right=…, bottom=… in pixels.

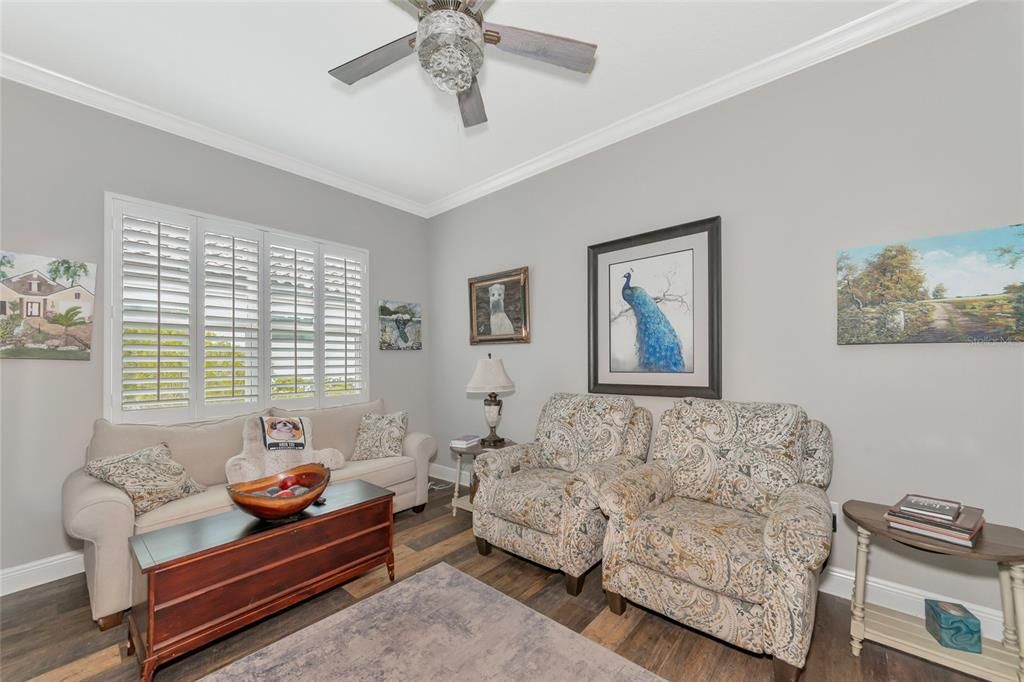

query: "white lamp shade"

left=466, top=357, right=515, bottom=394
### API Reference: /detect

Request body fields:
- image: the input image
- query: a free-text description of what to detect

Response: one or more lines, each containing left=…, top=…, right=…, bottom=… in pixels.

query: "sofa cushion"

left=352, top=411, right=407, bottom=460
left=625, top=496, right=768, bottom=604
left=88, top=412, right=263, bottom=487
left=271, top=400, right=384, bottom=457
left=534, top=393, right=634, bottom=472
left=329, top=457, right=416, bottom=489
left=135, top=485, right=234, bottom=533
left=136, top=457, right=416, bottom=532
left=488, top=467, right=570, bottom=535
left=85, top=443, right=205, bottom=516
left=653, top=398, right=807, bottom=515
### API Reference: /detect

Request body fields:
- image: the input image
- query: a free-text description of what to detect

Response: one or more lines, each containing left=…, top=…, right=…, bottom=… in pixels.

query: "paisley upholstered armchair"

left=598, top=398, right=833, bottom=681
left=473, top=393, right=653, bottom=594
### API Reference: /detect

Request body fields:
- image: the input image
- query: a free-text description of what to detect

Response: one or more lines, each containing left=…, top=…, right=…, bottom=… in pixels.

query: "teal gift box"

left=924, top=599, right=981, bottom=653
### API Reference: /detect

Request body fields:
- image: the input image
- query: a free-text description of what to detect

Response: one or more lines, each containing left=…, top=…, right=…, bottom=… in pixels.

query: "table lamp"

left=466, top=354, right=515, bottom=447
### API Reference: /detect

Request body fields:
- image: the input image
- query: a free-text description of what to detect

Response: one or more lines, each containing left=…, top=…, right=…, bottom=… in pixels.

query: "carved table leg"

left=850, top=526, right=870, bottom=657
left=1010, top=563, right=1024, bottom=682
left=387, top=551, right=395, bottom=582
left=1000, top=563, right=1020, bottom=650
left=452, top=453, right=462, bottom=518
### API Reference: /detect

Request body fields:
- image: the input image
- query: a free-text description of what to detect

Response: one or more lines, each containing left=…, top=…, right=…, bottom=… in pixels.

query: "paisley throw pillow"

left=351, top=411, right=407, bottom=460
left=85, top=443, right=205, bottom=515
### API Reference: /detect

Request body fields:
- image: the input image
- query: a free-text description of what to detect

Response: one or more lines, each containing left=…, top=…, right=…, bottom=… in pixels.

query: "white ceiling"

left=1, top=1, right=967, bottom=216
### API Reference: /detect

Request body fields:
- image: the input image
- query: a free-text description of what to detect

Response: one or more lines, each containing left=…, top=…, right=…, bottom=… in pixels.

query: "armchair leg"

left=772, top=658, right=801, bottom=682
left=95, top=612, right=124, bottom=631
left=475, top=537, right=491, bottom=555
left=606, top=591, right=626, bottom=615
left=565, top=573, right=585, bottom=596
left=411, top=503, right=426, bottom=513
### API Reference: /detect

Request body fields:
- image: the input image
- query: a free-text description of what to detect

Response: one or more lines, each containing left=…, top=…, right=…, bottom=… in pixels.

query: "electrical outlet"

left=831, top=501, right=840, bottom=533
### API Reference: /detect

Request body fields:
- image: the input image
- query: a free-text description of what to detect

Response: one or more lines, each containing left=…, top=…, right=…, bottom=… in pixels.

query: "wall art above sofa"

left=0, top=251, right=95, bottom=360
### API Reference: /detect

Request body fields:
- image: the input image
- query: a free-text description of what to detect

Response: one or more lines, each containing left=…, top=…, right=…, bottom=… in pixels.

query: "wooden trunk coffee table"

left=127, top=480, right=394, bottom=681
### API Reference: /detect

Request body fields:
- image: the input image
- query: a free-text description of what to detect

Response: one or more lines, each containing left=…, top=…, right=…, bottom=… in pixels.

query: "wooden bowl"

left=227, top=463, right=331, bottom=521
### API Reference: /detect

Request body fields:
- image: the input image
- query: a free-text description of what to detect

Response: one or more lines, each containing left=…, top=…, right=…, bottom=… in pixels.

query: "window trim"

left=103, top=192, right=370, bottom=424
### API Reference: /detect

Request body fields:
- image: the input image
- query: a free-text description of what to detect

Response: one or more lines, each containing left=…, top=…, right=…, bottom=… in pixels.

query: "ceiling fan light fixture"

left=416, top=9, right=483, bottom=94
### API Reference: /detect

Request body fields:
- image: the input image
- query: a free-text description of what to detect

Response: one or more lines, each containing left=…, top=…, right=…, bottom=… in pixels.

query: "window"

left=75, top=292, right=81, bottom=300
left=105, top=196, right=368, bottom=423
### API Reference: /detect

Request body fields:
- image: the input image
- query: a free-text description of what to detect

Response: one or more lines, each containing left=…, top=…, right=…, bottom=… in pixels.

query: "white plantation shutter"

left=323, top=251, right=365, bottom=398
left=107, top=196, right=369, bottom=423
left=268, top=242, right=317, bottom=401
left=119, top=213, right=192, bottom=412
left=202, top=229, right=260, bottom=406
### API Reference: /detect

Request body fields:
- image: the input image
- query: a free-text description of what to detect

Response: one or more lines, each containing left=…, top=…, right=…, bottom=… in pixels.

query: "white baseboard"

left=429, top=462, right=471, bottom=487
left=0, top=550, right=84, bottom=596
left=819, top=566, right=1004, bottom=642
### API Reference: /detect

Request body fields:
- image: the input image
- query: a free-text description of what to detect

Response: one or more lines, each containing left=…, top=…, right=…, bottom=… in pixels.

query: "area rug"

left=203, top=562, right=661, bottom=681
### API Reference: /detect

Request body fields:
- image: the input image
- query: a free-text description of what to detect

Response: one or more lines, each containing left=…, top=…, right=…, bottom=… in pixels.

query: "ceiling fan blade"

left=483, top=23, right=596, bottom=74
left=458, top=78, right=488, bottom=128
left=328, top=32, right=416, bottom=85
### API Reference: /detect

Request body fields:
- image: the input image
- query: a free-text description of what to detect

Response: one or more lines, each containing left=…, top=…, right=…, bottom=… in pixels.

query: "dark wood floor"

left=1, top=480, right=980, bottom=682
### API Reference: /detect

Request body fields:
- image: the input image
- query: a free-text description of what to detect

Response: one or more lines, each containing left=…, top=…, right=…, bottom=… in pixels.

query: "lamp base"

left=482, top=393, right=505, bottom=449
left=481, top=430, right=505, bottom=449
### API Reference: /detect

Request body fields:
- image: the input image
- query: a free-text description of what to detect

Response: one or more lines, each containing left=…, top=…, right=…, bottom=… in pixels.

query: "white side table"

left=450, top=440, right=516, bottom=517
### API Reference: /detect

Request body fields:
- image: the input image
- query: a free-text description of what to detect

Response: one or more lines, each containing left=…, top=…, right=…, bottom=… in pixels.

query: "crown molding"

left=2, top=0, right=973, bottom=220
left=0, top=55, right=433, bottom=218
left=421, top=0, right=975, bottom=217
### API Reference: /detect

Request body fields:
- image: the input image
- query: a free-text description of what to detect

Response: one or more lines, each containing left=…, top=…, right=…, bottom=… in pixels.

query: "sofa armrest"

left=597, top=462, right=674, bottom=531
left=62, top=468, right=136, bottom=620
left=475, top=442, right=540, bottom=482
left=764, top=483, right=832, bottom=570
left=566, top=454, right=645, bottom=511
left=403, top=432, right=436, bottom=506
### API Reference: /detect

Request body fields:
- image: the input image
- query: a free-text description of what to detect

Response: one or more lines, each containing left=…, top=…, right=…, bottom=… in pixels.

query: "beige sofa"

left=62, top=399, right=436, bottom=627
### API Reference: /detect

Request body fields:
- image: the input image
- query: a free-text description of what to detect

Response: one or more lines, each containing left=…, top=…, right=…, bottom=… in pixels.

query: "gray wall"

left=427, top=2, right=1023, bottom=610
left=0, top=81, right=431, bottom=568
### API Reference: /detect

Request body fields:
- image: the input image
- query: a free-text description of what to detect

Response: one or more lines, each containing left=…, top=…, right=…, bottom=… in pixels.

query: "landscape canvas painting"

left=609, top=250, right=695, bottom=373
left=0, top=251, right=96, bottom=360
left=379, top=300, right=422, bottom=350
left=837, top=224, right=1024, bottom=344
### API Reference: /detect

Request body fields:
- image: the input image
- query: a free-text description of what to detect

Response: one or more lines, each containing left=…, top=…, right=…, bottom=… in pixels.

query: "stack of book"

left=884, top=494, right=985, bottom=548
left=450, top=434, right=481, bottom=449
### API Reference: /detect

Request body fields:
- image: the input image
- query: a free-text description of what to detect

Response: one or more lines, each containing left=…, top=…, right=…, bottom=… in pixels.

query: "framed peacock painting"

left=588, top=217, right=721, bottom=398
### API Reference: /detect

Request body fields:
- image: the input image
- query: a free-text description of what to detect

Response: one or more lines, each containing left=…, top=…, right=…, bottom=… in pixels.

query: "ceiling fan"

left=328, top=0, right=598, bottom=128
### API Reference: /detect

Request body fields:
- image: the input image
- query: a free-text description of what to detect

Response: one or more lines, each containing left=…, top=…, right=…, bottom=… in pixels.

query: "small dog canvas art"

left=469, top=267, right=531, bottom=344
left=260, top=417, right=307, bottom=450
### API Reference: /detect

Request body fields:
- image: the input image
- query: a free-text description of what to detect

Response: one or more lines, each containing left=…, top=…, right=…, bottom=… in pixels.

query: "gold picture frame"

left=468, top=267, right=530, bottom=344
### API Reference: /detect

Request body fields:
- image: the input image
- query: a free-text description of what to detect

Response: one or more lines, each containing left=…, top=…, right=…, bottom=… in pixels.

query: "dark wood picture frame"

left=468, top=266, right=531, bottom=345
left=588, top=217, right=722, bottom=398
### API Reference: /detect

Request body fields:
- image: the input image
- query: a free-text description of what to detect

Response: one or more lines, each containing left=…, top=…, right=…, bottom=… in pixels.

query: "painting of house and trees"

left=837, top=224, right=1024, bottom=344
left=0, top=251, right=96, bottom=360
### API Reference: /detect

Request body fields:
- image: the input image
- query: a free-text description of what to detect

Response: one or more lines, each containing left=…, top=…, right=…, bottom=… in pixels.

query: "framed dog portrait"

left=588, top=217, right=721, bottom=398
left=468, top=267, right=530, bottom=344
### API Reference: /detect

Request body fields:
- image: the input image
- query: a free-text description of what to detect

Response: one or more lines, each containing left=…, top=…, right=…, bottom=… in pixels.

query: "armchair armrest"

left=475, top=442, right=541, bottom=481
left=763, top=483, right=832, bottom=570
left=566, top=454, right=645, bottom=511
left=596, top=462, right=674, bottom=530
